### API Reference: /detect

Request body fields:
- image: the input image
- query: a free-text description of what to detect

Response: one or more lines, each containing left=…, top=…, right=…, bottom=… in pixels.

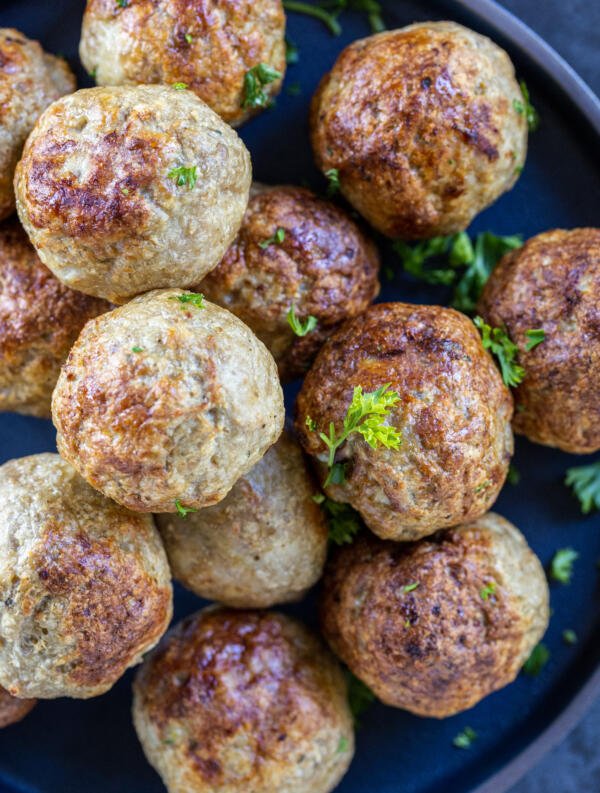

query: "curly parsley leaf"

left=174, top=499, right=198, bottom=518
left=172, top=292, right=205, bottom=309
left=259, top=227, right=286, bottom=249
left=480, top=581, right=497, bottom=601
left=474, top=317, right=525, bottom=387
left=325, top=167, right=341, bottom=197
left=168, top=165, right=197, bottom=189
left=522, top=643, right=550, bottom=677
left=287, top=304, right=318, bottom=337
left=453, top=727, right=477, bottom=749
left=393, top=236, right=459, bottom=285
left=314, top=494, right=362, bottom=545
left=525, top=328, right=545, bottom=351
left=565, top=461, right=600, bottom=514
left=242, top=63, right=282, bottom=109
left=550, top=548, right=578, bottom=584
left=346, top=672, right=376, bottom=723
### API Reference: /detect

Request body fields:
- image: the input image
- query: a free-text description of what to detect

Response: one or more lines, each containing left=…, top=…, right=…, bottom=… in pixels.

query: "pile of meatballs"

left=0, top=3, right=598, bottom=792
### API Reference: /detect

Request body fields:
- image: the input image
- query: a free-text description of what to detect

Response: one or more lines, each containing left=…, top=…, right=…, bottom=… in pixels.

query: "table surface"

left=499, top=6, right=600, bottom=792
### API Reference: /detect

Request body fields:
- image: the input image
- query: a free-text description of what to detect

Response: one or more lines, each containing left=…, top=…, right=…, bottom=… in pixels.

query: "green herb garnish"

left=241, top=63, right=282, bottom=109
left=550, top=548, right=578, bottom=584
left=525, top=328, right=545, bottom=350
left=174, top=499, right=198, bottom=517
left=474, top=317, right=525, bottom=387
left=116, top=0, right=128, bottom=7
left=563, top=629, right=577, bottom=645
left=403, top=582, right=419, bottom=593
left=480, top=581, right=496, bottom=600
left=325, top=167, right=341, bottom=197
left=259, top=227, right=286, bottom=249
left=337, top=736, right=349, bottom=753
left=518, top=80, right=540, bottom=132
left=131, top=346, right=144, bottom=353
left=172, top=292, right=205, bottom=309
left=172, top=82, right=188, bottom=90
left=285, top=37, right=299, bottom=64
left=286, top=82, right=302, bottom=96
left=522, top=643, right=550, bottom=676
left=168, top=165, right=197, bottom=189
left=393, top=236, right=459, bottom=286
left=283, top=0, right=385, bottom=36
left=347, top=672, right=376, bottom=723
left=287, top=305, right=318, bottom=337
left=565, top=461, right=600, bottom=514
left=453, top=727, right=477, bottom=749
left=315, top=495, right=362, bottom=545
left=507, top=464, right=520, bottom=485
left=184, top=32, right=193, bottom=44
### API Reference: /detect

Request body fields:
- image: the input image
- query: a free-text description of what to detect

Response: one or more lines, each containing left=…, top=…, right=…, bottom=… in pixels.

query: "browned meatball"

left=132, top=608, right=354, bottom=793
left=478, top=228, right=600, bottom=453
left=0, top=686, right=36, bottom=728
left=310, top=22, right=527, bottom=239
left=295, top=303, right=513, bottom=541
left=0, top=219, right=109, bottom=417
left=199, top=184, right=380, bottom=381
left=79, top=0, right=286, bottom=127
left=320, top=513, right=549, bottom=718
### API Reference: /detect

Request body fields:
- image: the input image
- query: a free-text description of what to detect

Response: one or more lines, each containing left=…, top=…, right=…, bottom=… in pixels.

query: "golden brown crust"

left=478, top=228, right=600, bottom=453
left=80, top=0, right=286, bottom=127
left=133, top=609, right=354, bottom=793
left=0, top=686, right=36, bottom=728
left=310, top=22, right=527, bottom=238
left=199, top=185, right=380, bottom=381
left=320, top=513, right=549, bottom=717
left=0, top=218, right=109, bottom=417
left=295, top=302, right=513, bottom=540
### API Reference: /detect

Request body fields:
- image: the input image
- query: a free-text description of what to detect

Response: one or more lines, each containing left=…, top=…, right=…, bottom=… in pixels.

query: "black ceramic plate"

left=0, top=2, right=598, bottom=793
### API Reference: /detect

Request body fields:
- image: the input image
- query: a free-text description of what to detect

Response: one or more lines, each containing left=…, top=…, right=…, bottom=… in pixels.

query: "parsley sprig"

left=325, top=167, right=341, bottom=197
left=283, top=1, right=385, bottom=36
left=453, top=727, right=477, bottom=749
left=168, top=165, right=197, bottom=189
left=565, top=461, right=600, bottom=514
left=522, top=643, right=550, bottom=676
left=313, top=493, right=361, bottom=545
left=346, top=672, right=376, bottom=724
left=514, top=80, right=540, bottom=132
left=259, top=227, right=285, bottom=249
left=172, top=292, right=205, bottom=309
left=242, top=63, right=282, bottom=109
left=550, top=548, right=578, bottom=584
left=174, top=499, right=198, bottom=517
left=474, top=317, right=525, bottom=387
left=287, top=304, right=318, bottom=336
left=525, top=328, right=545, bottom=350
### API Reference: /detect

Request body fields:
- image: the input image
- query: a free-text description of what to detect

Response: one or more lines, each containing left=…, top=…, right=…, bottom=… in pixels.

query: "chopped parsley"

left=287, top=304, right=318, bottom=337
left=172, top=292, right=205, bottom=309
left=116, top=0, right=128, bottom=7
left=480, top=581, right=496, bottom=600
left=259, top=227, right=286, bottom=249
left=563, top=629, right=578, bottom=645
left=518, top=80, right=540, bottom=132
left=283, top=0, right=385, bottom=36
left=346, top=672, right=376, bottom=723
left=453, top=726, right=477, bottom=749
left=184, top=32, right=193, bottom=44
left=325, top=167, right=341, bottom=197
left=285, top=37, right=299, bottom=64
left=174, top=499, right=198, bottom=518
left=241, top=63, right=282, bottom=109
left=550, top=547, right=578, bottom=584
left=172, top=82, right=188, bottom=90
left=393, top=236, right=459, bottom=285
left=307, top=384, right=402, bottom=487
left=565, top=461, right=600, bottom=514
left=131, top=346, right=144, bottom=353
left=474, top=317, right=525, bottom=387
left=337, top=736, right=349, bottom=753
left=168, top=165, right=197, bottom=189
left=315, top=495, right=362, bottom=545
left=507, top=464, right=521, bottom=485
left=522, top=643, right=550, bottom=676
left=403, top=582, right=419, bottom=593
left=525, top=328, right=545, bottom=350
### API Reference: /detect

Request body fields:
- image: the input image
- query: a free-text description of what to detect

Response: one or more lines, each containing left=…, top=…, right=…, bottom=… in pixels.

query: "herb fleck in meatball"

left=52, top=290, right=284, bottom=513
left=311, top=22, right=527, bottom=239
left=320, top=512, right=549, bottom=718
left=0, top=454, right=173, bottom=700
left=199, top=184, right=380, bottom=381
left=0, top=219, right=109, bottom=417
left=133, top=608, right=354, bottom=793
left=15, top=85, right=251, bottom=303
left=0, top=28, right=75, bottom=221
left=0, top=686, right=36, bottom=728
left=478, top=228, right=600, bottom=454
left=295, top=302, right=513, bottom=541
left=80, top=0, right=285, bottom=127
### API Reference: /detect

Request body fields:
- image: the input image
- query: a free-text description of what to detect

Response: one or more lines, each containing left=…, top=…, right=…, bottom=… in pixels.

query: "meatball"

left=295, top=303, right=513, bottom=541
left=320, top=512, right=549, bottom=718
left=52, top=289, right=284, bottom=513
left=14, top=85, right=251, bottom=303
left=157, top=431, right=327, bottom=608
left=0, top=686, right=36, bottom=728
left=310, top=22, right=527, bottom=239
left=133, top=608, right=354, bottom=793
left=0, top=219, right=109, bottom=417
left=478, top=228, right=600, bottom=454
left=199, top=184, right=380, bottom=381
left=0, top=28, right=75, bottom=221
left=0, top=454, right=172, bottom=700
left=80, top=0, right=285, bottom=128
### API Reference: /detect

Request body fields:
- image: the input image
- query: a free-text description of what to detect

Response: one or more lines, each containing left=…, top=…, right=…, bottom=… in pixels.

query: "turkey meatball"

left=133, top=608, right=354, bottom=793
left=0, top=28, right=75, bottom=221
left=478, top=228, right=600, bottom=453
left=295, top=303, right=513, bottom=541
left=52, top=290, right=284, bottom=513
left=0, top=686, right=36, bottom=728
left=320, top=512, right=549, bottom=718
left=310, top=22, right=527, bottom=239
left=80, top=0, right=285, bottom=127
left=0, top=454, right=173, bottom=700
left=199, top=184, right=380, bottom=381
left=14, top=85, right=251, bottom=303
left=156, top=431, right=327, bottom=608
left=0, top=219, right=109, bottom=417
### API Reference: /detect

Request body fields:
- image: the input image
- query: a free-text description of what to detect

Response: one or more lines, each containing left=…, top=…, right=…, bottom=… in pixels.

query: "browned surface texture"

left=295, top=302, right=513, bottom=540
left=199, top=184, right=380, bottom=381
left=478, top=227, right=600, bottom=453
left=0, top=218, right=109, bottom=417
left=80, top=0, right=286, bottom=127
left=0, top=453, right=173, bottom=699
left=310, top=22, right=527, bottom=238
left=133, top=608, right=354, bottom=793
left=0, top=686, right=36, bottom=728
left=320, top=513, right=549, bottom=718
left=0, top=28, right=75, bottom=221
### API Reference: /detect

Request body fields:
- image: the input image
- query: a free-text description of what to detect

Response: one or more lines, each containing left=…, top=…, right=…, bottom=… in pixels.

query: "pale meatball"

left=320, top=512, right=549, bottom=718
left=199, top=184, right=380, bottom=381
left=80, top=0, right=286, bottom=127
left=295, top=303, right=513, bottom=541
left=133, top=608, right=354, bottom=793
left=52, top=290, right=284, bottom=513
left=311, top=22, right=527, bottom=238
left=478, top=228, right=600, bottom=454
left=14, top=85, right=251, bottom=303
left=0, top=454, right=173, bottom=700
left=0, top=686, right=36, bottom=728
left=0, top=28, right=75, bottom=221
left=157, top=431, right=327, bottom=608
left=0, top=219, right=109, bottom=417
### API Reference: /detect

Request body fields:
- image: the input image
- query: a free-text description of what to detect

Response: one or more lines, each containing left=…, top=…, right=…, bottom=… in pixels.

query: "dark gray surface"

left=499, top=6, right=600, bottom=793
